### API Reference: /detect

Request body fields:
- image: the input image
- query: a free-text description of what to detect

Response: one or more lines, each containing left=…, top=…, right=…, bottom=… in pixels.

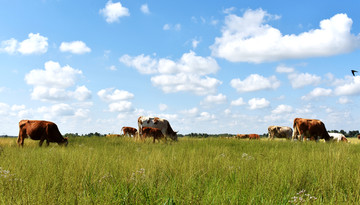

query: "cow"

left=357, top=134, right=360, bottom=140
left=121, top=126, right=137, bottom=138
left=138, top=116, right=178, bottom=141
left=17, top=120, right=68, bottom=147
left=141, top=127, right=165, bottom=143
left=268, top=126, right=293, bottom=140
left=235, top=134, right=249, bottom=139
left=248, top=134, right=260, bottom=140
left=328, top=133, right=348, bottom=142
left=292, top=118, right=331, bottom=141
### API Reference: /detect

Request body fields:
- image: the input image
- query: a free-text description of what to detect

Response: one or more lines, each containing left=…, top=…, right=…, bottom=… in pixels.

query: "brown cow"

left=121, top=126, right=137, bottom=138
left=235, top=134, right=249, bottom=139
left=357, top=134, right=360, bottom=140
left=248, top=134, right=260, bottom=140
left=141, top=127, right=165, bottom=143
left=292, top=118, right=331, bottom=141
left=17, top=120, right=68, bottom=147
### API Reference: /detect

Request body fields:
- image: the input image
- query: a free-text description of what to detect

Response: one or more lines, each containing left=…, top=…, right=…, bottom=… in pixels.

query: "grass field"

left=1, top=136, right=360, bottom=204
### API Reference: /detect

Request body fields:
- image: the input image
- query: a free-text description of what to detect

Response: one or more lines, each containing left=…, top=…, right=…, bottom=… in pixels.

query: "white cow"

left=328, top=133, right=348, bottom=142
left=138, top=116, right=178, bottom=141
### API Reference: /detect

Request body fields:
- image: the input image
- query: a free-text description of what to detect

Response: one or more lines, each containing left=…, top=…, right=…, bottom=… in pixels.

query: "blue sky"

left=1, top=0, right=360, bottom=135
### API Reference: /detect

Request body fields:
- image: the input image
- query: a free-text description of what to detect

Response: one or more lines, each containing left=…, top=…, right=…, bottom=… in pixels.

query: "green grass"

left=1, top=137, right=360, bottom=204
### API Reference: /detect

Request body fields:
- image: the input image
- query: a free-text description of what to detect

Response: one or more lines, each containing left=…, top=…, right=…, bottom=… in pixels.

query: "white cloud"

left=248, top=98, right=270, bottom=110
left=230, top=74, right=280, bottom=92
left=159, top=103, right=168, bottom=111
left=140, top=4, right=150, bottom=14
left=211, top=9, right=360, bottom=63
left=108, top=101, right=132, bottom=112
left=163, top=23, right=181, bottom=31
left=119, top=54, right=158, bottom=74
left=276, top=65, right=295, bottom=73
left=334, top=76, right=360, bottom=96
left=25, top=61, right=89, bottom=102
left=97, top=88, right=134, bottom=102
left=272, top=104, right=293, bottom=114
left=0, top=103, right=10, bottom=115
left=151, top=73, right=221, bottom=95
left=120, top=51, right=221, bottom=95
left=201, top=93, right=227, bottom=105
left=181, top=107, right=199, bottom=116
left=230, top=97, right=246, bottom=106
left=60, top=41, right=91, bottom=54
left=301, top=87, right=332, bottom=100
left=0, top=33, right=48, bottom=55
left=192, top=39, right=200, bottom=49
left=73, top=86, right=92, bottom=101
left=100, top=0, right=130, bottom=23
left=163, top=24, right=170, bottom=30
left=288, top=72, right=321, bottom=88
left=337, top=97, right=352, bottom=104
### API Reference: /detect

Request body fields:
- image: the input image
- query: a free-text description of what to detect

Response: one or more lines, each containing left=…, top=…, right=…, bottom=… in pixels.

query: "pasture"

left=1, top=136, right=360, bottom=204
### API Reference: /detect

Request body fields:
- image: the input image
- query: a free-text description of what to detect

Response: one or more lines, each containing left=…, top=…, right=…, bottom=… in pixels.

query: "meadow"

left=1, top=136, right=360, bottom=204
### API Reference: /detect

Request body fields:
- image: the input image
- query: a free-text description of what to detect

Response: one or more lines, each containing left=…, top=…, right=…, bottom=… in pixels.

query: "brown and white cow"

left=17, top=120, right=68, bottom=147
left=328, top=133, right=348, bottom=142
left=268, top=126, right=293, bottom=140
left=141, top=127, right=165, bottom=143
left=235, top=134, right=249, bottom=139
left=121, top=126, right=137, bottom=138
left=138, top=116, right=178, bottom=141
left=292, top=118, right=331, bottom=141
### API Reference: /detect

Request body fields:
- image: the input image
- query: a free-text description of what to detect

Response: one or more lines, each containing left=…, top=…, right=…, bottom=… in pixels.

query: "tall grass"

left=0, top=137, right=360, bottom=204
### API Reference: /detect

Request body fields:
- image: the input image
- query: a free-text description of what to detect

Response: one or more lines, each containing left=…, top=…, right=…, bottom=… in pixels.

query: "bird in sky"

left=351, top=70, right=358, bottom=76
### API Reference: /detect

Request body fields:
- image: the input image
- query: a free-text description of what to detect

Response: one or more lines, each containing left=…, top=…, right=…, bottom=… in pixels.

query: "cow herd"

left=16, top=116, right=353, bottom=147
left=239, top=117, right=349, bottom=142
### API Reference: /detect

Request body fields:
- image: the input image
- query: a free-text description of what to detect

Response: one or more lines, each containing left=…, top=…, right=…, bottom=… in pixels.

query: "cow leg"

left=17, top=136, right=24, bottom=147
left=153, top=137, right=156, bottom=143
left=46, top=140, right=50, bottom=146
left=39, top=140, right=44, bottom=147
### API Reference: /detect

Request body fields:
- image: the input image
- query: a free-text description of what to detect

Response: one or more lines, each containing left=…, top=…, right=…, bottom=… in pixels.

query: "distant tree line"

left=64, top=132, right=105, bottom=138
left=328, top=130, right=359, bottom=138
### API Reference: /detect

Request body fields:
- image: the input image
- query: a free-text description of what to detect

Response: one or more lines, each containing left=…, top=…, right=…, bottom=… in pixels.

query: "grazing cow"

left=138, top=116, right=178, bottom=141
left=121, top=126, right=137, bottom=138
left=248, top=134, right=260, bottom=140
left=17, top=120, right=68, bottom=147
left=292, top=118, right=331, bottom=141
left=328, top=133, right=348, bottom=142
left=268, top=126, right=293, bottom=140
left=141, top=127, right=165, bottom=143
left=235, top=134, right=249, bottom=139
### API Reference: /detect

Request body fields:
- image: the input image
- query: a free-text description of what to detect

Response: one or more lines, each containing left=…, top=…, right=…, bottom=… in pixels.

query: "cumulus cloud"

left=97, top=88, right=134, bottom=102
left=0, top=33, right=48, bottom=55
left=276, top=65, right=295, bottom=73
left=120, top=51, right=221, bottom=95
left=301, top=87, right=332, bottom=100
left=25, top=61, right=90, bottom=102
left=288, top=72, right=321, bottom=88
left=334, top=76, right=360, bottom=96
left=163, top=23, right=181, bottom=31
left=140, top=4, right=150, bottom=14
left=230, top=74, right=280, bottom=92
left=159, top=104, right=168, bottom=111
left=201, top=93, right=227, bottom=105
left=60, top=41, right=91, bottom=54
left=98, top=88, right=134, bottom=113
left=211, top=9, right=360, bottom=63
left=272, top=104, right=293, bottom=114
left=100, top=0, right=130, bottom=23
left=248, top=98, right=270, bottom=110
left=230, top=97, right=246, bottom=106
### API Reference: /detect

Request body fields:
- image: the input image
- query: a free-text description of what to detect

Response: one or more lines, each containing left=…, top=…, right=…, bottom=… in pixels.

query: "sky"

left=1, top=0, right=360, bottom=136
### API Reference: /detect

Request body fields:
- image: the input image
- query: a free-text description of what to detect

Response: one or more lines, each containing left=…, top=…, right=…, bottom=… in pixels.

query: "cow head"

left=58, top=137, right=68, bottom=146
left=169, top=131, right=178, bottom=141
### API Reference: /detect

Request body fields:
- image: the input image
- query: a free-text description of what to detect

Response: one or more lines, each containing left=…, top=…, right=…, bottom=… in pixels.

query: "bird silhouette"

left=351, top=70, right=358, bottom=76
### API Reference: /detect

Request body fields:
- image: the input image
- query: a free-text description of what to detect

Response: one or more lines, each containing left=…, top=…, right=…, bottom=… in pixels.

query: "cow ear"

left=64, top=137, right=69, bottom=140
